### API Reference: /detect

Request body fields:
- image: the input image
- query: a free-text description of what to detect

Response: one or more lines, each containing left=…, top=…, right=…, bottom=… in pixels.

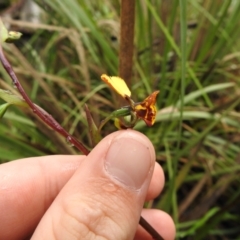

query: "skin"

left=0, top=130, right=175, bottom=240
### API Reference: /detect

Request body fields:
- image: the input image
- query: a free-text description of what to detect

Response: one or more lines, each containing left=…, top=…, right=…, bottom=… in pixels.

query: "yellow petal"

left=114, top=118, right=128, bottom=129
left=101, top=74, right=131, bottom=98
left=134, top=90, right=160, bottom=126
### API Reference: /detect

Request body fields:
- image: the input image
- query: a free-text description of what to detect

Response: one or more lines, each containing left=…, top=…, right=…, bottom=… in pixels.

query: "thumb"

left=31, top=129, right=156, bottom=240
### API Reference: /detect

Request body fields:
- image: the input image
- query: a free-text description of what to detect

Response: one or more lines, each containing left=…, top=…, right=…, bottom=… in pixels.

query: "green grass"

left=1, top=0, right=240, bottom=238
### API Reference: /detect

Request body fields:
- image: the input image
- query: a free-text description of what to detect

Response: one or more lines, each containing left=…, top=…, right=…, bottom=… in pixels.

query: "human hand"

left=0, top=130, right=175, bottom=240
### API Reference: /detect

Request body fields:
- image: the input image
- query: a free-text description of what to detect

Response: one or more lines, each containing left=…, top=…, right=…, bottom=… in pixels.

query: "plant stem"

left=139, top=216, right=164, bottom=240
left=118, top=0, right=135, bottom=86
left=0, top=43, right=89, bottom=155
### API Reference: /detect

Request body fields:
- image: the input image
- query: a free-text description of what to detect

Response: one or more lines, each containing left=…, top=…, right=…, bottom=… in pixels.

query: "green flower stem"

left=98, top=106, right=132, bottom=132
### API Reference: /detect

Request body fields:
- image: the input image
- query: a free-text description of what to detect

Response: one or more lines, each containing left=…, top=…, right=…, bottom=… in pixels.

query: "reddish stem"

left=0, top=43, right=89, bottom=155
left=139, top=216, right=164, bottom=240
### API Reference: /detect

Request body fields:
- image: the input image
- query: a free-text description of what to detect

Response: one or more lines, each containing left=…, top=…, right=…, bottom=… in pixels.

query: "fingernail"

left=104, top=136, right=152, bottom=190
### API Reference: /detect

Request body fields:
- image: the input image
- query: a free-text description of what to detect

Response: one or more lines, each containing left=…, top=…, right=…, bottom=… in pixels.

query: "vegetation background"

left=0, top=0, right=240, bottom=239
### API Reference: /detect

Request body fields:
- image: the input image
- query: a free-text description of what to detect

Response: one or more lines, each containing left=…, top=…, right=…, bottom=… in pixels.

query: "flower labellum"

left=134, top=90, right=160, bottom=126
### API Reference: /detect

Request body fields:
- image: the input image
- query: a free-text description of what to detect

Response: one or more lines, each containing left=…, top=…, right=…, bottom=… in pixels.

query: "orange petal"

left=134, top=90, right=160, bottom=126
left=101, top=74, right=131, bottom=99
